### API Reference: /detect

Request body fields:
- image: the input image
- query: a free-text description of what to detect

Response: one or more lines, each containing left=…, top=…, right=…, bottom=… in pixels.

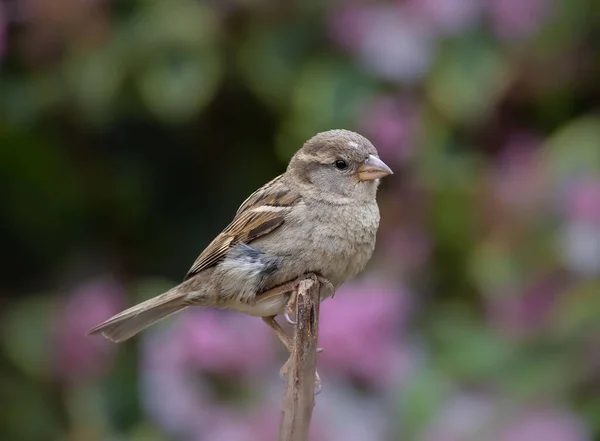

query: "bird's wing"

left=184, top=175, right=301, bottom=280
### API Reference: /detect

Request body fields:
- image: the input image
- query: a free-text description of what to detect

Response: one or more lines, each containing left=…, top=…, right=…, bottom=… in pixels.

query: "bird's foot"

left=284, top=273, right=331, bottom=324
left=317, top=276, right=335, bottom=299
left=283, top=277, right=301, bottom=324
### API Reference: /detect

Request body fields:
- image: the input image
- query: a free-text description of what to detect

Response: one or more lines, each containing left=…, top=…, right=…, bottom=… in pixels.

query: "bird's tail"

left=88, top=287, right=188, bottom=343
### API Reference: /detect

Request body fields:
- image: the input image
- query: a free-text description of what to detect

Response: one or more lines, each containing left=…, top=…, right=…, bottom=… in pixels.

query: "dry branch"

left=278, top=275, right=321, bottom=441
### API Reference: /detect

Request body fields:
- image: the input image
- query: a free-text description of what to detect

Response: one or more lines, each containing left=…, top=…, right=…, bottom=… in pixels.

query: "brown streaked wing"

left=183, top=175, right=300, bottom=280
left=235, top=175, right=298, bottom=213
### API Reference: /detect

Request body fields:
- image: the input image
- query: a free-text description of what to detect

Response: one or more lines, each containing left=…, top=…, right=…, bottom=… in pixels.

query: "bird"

left=89, top=129, right=392, bottom=389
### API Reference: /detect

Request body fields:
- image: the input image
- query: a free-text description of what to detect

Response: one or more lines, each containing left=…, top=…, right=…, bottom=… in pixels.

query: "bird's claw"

left=284, top=285, right=298, bottom=325
left=317, top=276, right=335, bottom=299
left=314, top=378, right=322, bottom=395
left=284, top=311, right=297, bottom=325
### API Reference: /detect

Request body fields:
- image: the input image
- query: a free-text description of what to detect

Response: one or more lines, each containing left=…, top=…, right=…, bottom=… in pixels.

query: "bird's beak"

left=357, top=155, right=393, bottom=181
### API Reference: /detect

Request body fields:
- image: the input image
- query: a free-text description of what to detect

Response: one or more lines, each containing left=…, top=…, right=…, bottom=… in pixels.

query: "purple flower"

left=564, top=177, right=600, bottom=226
left=561, top=222, right=600, bottom=277
left=359, top=95, right=419, bottom=164
left=143, top=362, right=326, bottom=441
left=379, top=225, right=432, bottom=275
left=487, top=0, right=551, bottom=39
left=486, top=273, right=566, bottom=336
left=497, top=407, right=590, bottom=441
left=558, top=177, right=600, bottom=276
left=54, top=277, right=125, bottom=383
left=357, top=5, right=435, bottom=83
left=422, top=393, right=496, bottom=441
left=140, top=309, right=279, bottom=438
left=318, top=278, right=412, bottom=387
left=406, top=0, right=481, bottom=35
left=327, top=5, right=374, bottom=52
left=143, top=308, right=276, bottom=375
left=317, top=384, right=390, bottom=441
left=491, top=132, right=547, bottom=216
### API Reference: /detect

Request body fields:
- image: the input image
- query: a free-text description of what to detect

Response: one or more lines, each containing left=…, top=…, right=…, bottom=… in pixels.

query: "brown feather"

left=87, top=287, right=187, bottom=342
left=184, top=175, right=301, bottom=280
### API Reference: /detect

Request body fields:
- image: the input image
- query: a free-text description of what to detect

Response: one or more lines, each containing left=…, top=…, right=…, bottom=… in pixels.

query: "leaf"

left=429, top=310, right=516, bottom=381
left=276, top=58, right=376, bottom=159
left=237, top=21, right=319, bottom=110
left=0, top=374, right=59, bottom=440
left=469, top=240, right=521, bottom=295
left=131, top=0, right=219, bottom=51
left=396, top=366, right=451, bottom=438
left=426, top=37, right=510, bottom=124
left=63, top=43, right=125, bottom=125
left=136, top=50, right=222, bottom=124
left=542, top=115, right=600, bottom=182
left=550, top=281, right=600, bottom=339
left=0, top=295, right=57, bottom=379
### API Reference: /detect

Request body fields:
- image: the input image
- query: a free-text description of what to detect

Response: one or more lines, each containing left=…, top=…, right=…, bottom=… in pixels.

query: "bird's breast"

left=255, top=200, right=380, bottom=289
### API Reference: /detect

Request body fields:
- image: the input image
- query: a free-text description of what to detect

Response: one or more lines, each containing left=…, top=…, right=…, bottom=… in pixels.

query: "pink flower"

left=144, top=308, right=276, bottom=375
left=406, top=0, right=481, bottom=35
left=497, top=407, right=590, bottom=441
left=318, top=279, right=412, bottom=387
left=327, top=5, right=374, bottom=52
left=358, top=5, right=435, bottom=83
left=140, top=309, right=279, bottom=439
left=486, top=273, right=566, bottom=337
left=318, top=385, right=390, bottom=441
left=492, top=132, right=547, bottom=216
left=487, top=0, right=551, bottom=39
left=561, top=221, right=600, bottom=277
left=564, top=177, right=600, bottom=226
left=422, top=393, right=496, bottom=441
left=359, top=95, right=419, bottom=164
left=560, top=177, right=600, bottom=276
left=54, top=277, right=125, bottom=383
left=380, top=225, right=431, bottom=275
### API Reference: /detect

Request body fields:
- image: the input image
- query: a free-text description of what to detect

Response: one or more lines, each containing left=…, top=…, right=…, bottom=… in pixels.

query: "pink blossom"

left=486, top=273, right=565, bottom=337
left=406, top=0, right=481, bottom=35
left=318, top=279, right=412, bottom=387
left=359, top=95, right=419, bottom=164
left=497, top=407, right=590, bottom=441
left=358, top=5, right=435, bottom=83
left=380, top=225, right=431, bottom=274
left=327, top=5, right=374, bottom=52
left=54, top=277, right=125, bottom=383
left=492, top=132, right=547, bottom=216
left=141, top=361, right=207, bottom=437
left=422, top=393, right=496, bottom=441
left=487, top=0, right=551, bottom=39
left=561, top=222, right=600, bottom=277
left=140, top=309, right=278, bottom=439
left=145, top=308, right=276, bottom=375
left=564, top=177, right=600, bottom=226
left=559, top=177, right=600, bottom=276
left=318, top=385, right=390, bottom=441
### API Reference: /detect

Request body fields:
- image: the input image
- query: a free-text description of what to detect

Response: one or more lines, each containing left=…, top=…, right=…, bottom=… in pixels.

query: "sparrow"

left=89, top=129, right=392, bottom=388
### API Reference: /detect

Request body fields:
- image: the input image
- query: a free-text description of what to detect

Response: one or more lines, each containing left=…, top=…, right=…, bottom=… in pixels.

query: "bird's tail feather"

left=88, top=287, right=188, bottom=343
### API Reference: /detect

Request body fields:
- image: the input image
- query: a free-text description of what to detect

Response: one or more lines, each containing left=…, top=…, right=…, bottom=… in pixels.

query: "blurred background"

left=1, top=0, right=599, bottom=440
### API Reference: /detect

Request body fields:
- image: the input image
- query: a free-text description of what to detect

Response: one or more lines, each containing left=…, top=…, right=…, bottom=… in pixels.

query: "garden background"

left=1, top=0, right=600, bottom=440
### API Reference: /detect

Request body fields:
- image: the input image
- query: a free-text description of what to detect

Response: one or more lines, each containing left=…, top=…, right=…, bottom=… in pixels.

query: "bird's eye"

left=334, top=160, right=348, bottom=170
